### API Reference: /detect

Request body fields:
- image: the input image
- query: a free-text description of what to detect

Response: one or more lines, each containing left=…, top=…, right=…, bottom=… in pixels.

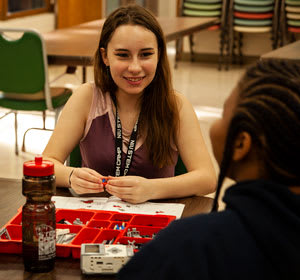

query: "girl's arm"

left=43, top=83, right=104, bottom=193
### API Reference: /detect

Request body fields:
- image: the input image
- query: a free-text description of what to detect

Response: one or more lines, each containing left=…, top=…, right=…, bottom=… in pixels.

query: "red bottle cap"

left=23, top=156, right=54, bottom=177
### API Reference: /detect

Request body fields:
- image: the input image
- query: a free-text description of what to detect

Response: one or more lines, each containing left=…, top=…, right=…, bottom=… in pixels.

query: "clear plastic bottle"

left=22, top=156, right=56, bottom=272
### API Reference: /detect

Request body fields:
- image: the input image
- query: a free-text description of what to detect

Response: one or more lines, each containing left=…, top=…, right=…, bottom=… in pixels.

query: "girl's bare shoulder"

left=173, top=90, right=192, bottom=111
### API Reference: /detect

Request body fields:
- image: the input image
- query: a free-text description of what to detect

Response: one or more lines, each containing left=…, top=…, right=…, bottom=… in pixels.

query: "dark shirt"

left=118, top=180, right=300, bottom=280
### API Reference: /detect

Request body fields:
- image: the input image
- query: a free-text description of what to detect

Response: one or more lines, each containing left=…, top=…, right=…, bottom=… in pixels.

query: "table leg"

left=82, top=66, right=86, bottom=83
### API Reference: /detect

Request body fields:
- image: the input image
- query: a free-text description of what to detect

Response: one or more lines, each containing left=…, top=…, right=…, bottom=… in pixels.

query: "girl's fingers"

left=105, top=183, right=132, bottom=195
left=73, top=184, right=103, bottom=194
left=77, top=168, right=102, bottom=183
left=109, top=192, right=138, bottom=204
left=86, top=168, right=103, bottom=179
left=105, top=188, right=134, bottom=202
left=107, top=176, right=137, bottom=187
left=72, top=176, right=104, bottom=194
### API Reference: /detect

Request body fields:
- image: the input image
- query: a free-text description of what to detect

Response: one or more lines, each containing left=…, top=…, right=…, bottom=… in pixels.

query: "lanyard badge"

left=114, top=109, right=139, bottom=177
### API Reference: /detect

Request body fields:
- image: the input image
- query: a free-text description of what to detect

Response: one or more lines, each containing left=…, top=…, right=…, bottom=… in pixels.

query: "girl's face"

left=209, top=87, right=239, bottom=166
left=101, top=24, right=158, bottom=97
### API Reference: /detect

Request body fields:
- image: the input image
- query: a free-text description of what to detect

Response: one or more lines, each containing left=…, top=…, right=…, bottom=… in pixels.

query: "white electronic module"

left=80, top=243, right=134, bottom=274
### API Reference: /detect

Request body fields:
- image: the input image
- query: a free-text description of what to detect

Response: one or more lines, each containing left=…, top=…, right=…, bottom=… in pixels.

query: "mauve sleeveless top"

left=79, top=84, right=178, bottom=178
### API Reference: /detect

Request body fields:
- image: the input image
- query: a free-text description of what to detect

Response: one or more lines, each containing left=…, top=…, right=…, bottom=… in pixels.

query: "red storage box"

left=0, top=208, right=176, bottom=258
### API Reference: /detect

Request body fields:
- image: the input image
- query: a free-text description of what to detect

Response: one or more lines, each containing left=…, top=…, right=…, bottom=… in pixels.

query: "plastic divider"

left=86, top=220, right=111, bottom=229
left=56, top=209, right=95, bottom=225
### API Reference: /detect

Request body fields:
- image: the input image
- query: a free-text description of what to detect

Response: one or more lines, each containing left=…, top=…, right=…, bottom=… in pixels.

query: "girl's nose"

left=128, top=58, right=141, bottom=72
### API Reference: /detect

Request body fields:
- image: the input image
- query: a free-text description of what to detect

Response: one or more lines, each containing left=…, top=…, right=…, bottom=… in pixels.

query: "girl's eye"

left=115, top=53, right=128, bottom=58
left=141, top=52, right=154, bottom=57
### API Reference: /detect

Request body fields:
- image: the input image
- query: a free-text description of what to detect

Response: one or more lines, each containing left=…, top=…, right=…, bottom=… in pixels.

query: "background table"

left=44, top=17, right=219, bottom=82
left=260, top=40, right=300, bottom=62
left=44, top=17, right=219, bottom=66
left=0, top=177, right=214, bottom=279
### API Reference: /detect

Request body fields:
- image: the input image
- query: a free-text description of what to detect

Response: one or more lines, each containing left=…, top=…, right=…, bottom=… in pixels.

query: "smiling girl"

left=43, top=4, right=216, bottom=203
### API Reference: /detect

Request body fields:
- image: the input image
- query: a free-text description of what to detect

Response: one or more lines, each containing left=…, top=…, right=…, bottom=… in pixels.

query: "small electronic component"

left=80, top=243, right=134, bottom=274
left=101, top=177, right=108, bottom=186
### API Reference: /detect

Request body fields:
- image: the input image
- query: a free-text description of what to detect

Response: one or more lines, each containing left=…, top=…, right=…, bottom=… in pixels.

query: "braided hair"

left=212, top=59, right=300, bottom=211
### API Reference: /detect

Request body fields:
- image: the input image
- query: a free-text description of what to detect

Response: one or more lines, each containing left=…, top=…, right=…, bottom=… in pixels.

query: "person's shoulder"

left=124, top=211, right=241, bottom=273
left=173, top=90, right=192, bottom=111
left=70, top=82, right=95, bottom=104
left=73, top=82, right=94, bottom=96
left=173, top=90, right=187, bottom=102
left=65, top=83, right=95, bottom=116
left=152, top=210, right=238, bottom=250
left=172, top=210, right=238, bottom=234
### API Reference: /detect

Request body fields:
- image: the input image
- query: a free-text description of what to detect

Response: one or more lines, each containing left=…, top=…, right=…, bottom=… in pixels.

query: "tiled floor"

left=0, top=46, right=247, bottom=209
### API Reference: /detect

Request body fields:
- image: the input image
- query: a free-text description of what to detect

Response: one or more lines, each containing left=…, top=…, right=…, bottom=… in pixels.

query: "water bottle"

left=22, top=156, right=56, bottom=272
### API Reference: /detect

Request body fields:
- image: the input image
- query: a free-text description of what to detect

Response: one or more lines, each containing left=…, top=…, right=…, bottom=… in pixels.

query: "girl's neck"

left=113, top=90, right=142, bottom=132
left=115, top=90, right=142, bottom=114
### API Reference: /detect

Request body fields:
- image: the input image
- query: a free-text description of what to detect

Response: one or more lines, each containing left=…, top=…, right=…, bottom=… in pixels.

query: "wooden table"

left=260, top=40, right=300, bottom=62
left=0, top=177, right=214, bottom=279
left=44, top=17, right=219, bottom=81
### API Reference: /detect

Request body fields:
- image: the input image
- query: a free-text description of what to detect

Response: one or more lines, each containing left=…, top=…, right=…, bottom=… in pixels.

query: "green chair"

left=0, top=28, right=72, bottom=155
left=69, top=145, right=187, bottom=176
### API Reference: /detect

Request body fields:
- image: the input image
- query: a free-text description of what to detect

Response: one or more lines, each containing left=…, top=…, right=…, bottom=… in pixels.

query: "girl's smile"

left=101, top=24, right=158, bottom=97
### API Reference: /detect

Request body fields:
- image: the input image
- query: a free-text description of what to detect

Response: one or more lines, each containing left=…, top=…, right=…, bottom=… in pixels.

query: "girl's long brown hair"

left=94, top=4, right=179, bottom=168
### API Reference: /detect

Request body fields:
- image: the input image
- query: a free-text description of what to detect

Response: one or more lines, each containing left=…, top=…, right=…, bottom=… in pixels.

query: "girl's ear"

left=232, top=132, right=252, bottom=161
left=100, top=48, right=109, bottom=66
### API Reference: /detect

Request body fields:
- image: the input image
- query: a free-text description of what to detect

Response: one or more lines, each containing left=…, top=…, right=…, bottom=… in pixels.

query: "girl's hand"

left=105, top=176, right=152, bottom=204
left=69, top=167, right=104, bottom=194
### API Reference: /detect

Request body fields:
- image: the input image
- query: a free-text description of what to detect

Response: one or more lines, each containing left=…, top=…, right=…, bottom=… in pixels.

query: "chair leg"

left=42, top=111, right=46, bottom=129
left=54, top=108, right=62, bottom=125
left=237, top=32, right=243, bottom=65
left=218, top=26, right=228, bottom=71
left=231, top=31, right=237, bottom=65
left=188, top=34, right=195, bottom=62
left=21, top=127, right=53, bottom=153
left=22, top=111, right=52, bottom=153
left=175, top=38, right=182, bottom=69
left=290, top=32, right=296, bottom=43
left=0, top=110, right=13, bottom=120
left=14, top=112, right=19, bottom=155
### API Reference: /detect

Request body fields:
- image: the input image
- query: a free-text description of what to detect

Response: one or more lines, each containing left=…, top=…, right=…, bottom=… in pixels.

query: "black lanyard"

left=115, top=108, right=139, bottom=177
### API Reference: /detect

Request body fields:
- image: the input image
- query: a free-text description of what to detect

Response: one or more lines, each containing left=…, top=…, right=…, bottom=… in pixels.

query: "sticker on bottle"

left=36, top=224, right=56, bottom=260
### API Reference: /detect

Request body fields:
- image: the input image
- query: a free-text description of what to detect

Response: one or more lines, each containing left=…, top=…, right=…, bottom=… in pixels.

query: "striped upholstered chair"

left=278, top=0, right=300, bottom=46
left=227, top=0, right=281, bottom=66
left=176, top=0, right=230, bottom=70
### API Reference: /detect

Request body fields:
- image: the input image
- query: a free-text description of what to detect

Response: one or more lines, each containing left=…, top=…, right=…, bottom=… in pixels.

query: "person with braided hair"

left=118, top=59, right=300, bottom=280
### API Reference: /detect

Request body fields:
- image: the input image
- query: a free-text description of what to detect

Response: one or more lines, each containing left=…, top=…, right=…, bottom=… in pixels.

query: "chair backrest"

left=0, top=28, right=53, bottom=110
left=179, top=0, right=224, bottom=30
left=69, top=145, right=187, bottom=176
left=229, top=0, right=281, bottom=34
left=281, top=0, right=300, bottom=44
left=180, top=0, right=223, bottom=18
